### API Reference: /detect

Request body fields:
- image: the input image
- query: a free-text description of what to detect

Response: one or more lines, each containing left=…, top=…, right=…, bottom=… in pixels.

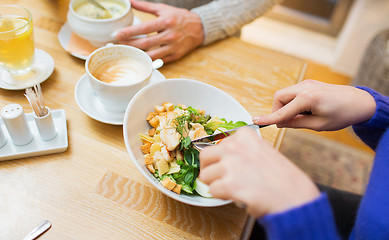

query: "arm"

left=260, top=193, right=340, bottom=240
left=352, top=87, right=389, bottom=150
left=199, top=128, right=339, bottom=239
left=199, top=128, right=320, bottom=217
left=116, top=0, right=281, bottom=63
left=191, top=0, right=283, bottom=45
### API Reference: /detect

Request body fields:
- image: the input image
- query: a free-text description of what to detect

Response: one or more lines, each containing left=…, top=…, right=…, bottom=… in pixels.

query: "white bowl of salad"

left=123, top=78, right=258, bottom=207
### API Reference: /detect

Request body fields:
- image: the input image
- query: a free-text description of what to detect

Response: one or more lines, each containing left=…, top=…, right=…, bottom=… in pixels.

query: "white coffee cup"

left=67, top=0, right=133, bottom=47
left=85, top=44, right=163, bottom=112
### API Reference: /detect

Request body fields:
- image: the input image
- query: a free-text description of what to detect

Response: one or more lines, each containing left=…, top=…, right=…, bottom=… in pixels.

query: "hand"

left=116, top=0, right=204, bottom=63
left=199, top=127, right=320, bottom=218
left=253, top=80, right=376, bottom=131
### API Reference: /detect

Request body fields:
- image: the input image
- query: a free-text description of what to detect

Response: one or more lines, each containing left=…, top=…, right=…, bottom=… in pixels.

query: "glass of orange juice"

left=0, top=5, right=34, bottom=77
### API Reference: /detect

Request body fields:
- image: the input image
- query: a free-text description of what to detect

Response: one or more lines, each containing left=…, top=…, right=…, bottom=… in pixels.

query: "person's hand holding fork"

left=199, top=80, right=376, bottom=217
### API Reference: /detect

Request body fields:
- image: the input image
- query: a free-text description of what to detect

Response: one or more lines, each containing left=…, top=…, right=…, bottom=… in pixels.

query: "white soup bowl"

left=67, top=0, right=133, bottom=47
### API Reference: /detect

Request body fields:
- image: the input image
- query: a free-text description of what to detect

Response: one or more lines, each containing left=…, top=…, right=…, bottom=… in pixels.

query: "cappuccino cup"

left=86, top=44, right=163, bottom=112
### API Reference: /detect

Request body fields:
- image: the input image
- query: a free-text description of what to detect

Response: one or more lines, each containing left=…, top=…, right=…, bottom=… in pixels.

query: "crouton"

left=161, top=177, right=176, bottom=190
left=146, top=164, right=155, bottom=173
left=144, top=154, right=153, bottom=165
left=162, top=102, right=174, bottom=111
left=172, top=184, right=182, bottom=194
left=141, top=142, right=151, bottom=154
left=148, top=128, right=156, bottom=137
left=156, top=159, right=169, bottom=176
left=155, top=105, right=165, bottom=113
left=146, top=112, right=157, bottom=121
left=148, top=116, right=159, bottom=128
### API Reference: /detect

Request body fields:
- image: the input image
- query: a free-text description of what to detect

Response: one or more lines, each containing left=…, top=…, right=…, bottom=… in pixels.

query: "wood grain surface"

left=0, top=0, right=306, bottom=239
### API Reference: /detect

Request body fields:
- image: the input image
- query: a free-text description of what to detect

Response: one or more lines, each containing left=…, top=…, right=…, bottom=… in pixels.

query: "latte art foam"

left=93, top=57, right=147, bottom=85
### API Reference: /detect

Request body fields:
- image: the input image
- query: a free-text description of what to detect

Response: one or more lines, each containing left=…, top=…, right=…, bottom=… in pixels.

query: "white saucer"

left=75, top=70, right=166, bottom=125
left=0, top=49, right=55, bottom=90
left=58, top=16, right=142, bottom=60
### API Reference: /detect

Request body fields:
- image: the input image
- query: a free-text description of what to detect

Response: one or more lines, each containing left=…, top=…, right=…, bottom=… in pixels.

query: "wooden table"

left=0, top=0, right=306, bottom=239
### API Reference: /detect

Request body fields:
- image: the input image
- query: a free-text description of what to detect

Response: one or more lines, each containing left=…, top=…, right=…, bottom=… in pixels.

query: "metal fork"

left=193, top=142, right=215, bottom=151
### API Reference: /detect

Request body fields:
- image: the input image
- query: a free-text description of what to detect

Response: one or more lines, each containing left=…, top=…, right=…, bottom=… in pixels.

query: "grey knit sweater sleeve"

left=191, top=0, right=283, bottom=45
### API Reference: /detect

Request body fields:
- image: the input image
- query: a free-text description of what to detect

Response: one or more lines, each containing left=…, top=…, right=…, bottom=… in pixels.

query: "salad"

left=140, top=102, right=247, bottom=196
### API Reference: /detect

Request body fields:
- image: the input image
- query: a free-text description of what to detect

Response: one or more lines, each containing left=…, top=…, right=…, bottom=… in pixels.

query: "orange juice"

left=0, top=15, right=34, bottom=71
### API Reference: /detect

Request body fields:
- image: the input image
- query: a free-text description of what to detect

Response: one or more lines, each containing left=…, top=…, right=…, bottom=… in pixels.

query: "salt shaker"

left=1, top=104, right=33, bottom=146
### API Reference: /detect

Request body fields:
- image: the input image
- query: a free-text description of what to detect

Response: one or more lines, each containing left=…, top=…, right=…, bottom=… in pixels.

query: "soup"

left=74, top=0, right=126, bottom=19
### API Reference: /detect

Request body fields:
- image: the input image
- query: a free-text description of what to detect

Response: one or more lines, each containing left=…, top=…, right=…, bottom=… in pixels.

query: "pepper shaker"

left=1, top=103, right=33, bottom=146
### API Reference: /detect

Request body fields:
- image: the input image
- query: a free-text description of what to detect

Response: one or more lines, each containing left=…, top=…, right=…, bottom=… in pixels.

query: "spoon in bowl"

left=87, top=0, right=112, bottom=18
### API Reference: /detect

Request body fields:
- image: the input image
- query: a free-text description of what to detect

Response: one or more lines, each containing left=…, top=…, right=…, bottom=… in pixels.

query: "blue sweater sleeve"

left=258, top=193, right=340, bottom=240
left=352, top=87, right=389, bottom=150
left=351, top=128, right=389, bottom=239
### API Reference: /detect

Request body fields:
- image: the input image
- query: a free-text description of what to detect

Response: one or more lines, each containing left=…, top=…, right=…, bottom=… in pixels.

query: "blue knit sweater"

left=258, top=87, right=389, bottom=240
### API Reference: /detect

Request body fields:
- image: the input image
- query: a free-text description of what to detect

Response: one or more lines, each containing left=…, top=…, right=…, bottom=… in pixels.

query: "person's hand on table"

left=116, top=0, right=204, bottom=63
left=253, top=80, right=376, bottom=131
left=199, top=127, right=320, bottom=218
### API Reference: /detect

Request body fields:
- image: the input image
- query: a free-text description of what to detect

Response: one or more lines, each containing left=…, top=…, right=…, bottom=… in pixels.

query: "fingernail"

left=115, top=31, right=123, bottom=40
left=252, top=117, right=261, bottom=123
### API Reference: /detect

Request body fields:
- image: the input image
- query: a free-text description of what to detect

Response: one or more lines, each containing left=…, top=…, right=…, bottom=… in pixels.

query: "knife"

left=23, top=220, right=51, bottom=240
left=191, top=124, right=270, bottom=143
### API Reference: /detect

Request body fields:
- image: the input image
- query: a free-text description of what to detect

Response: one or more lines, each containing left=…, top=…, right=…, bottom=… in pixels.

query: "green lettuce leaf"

left=208, top=119, right=247, bottom=130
